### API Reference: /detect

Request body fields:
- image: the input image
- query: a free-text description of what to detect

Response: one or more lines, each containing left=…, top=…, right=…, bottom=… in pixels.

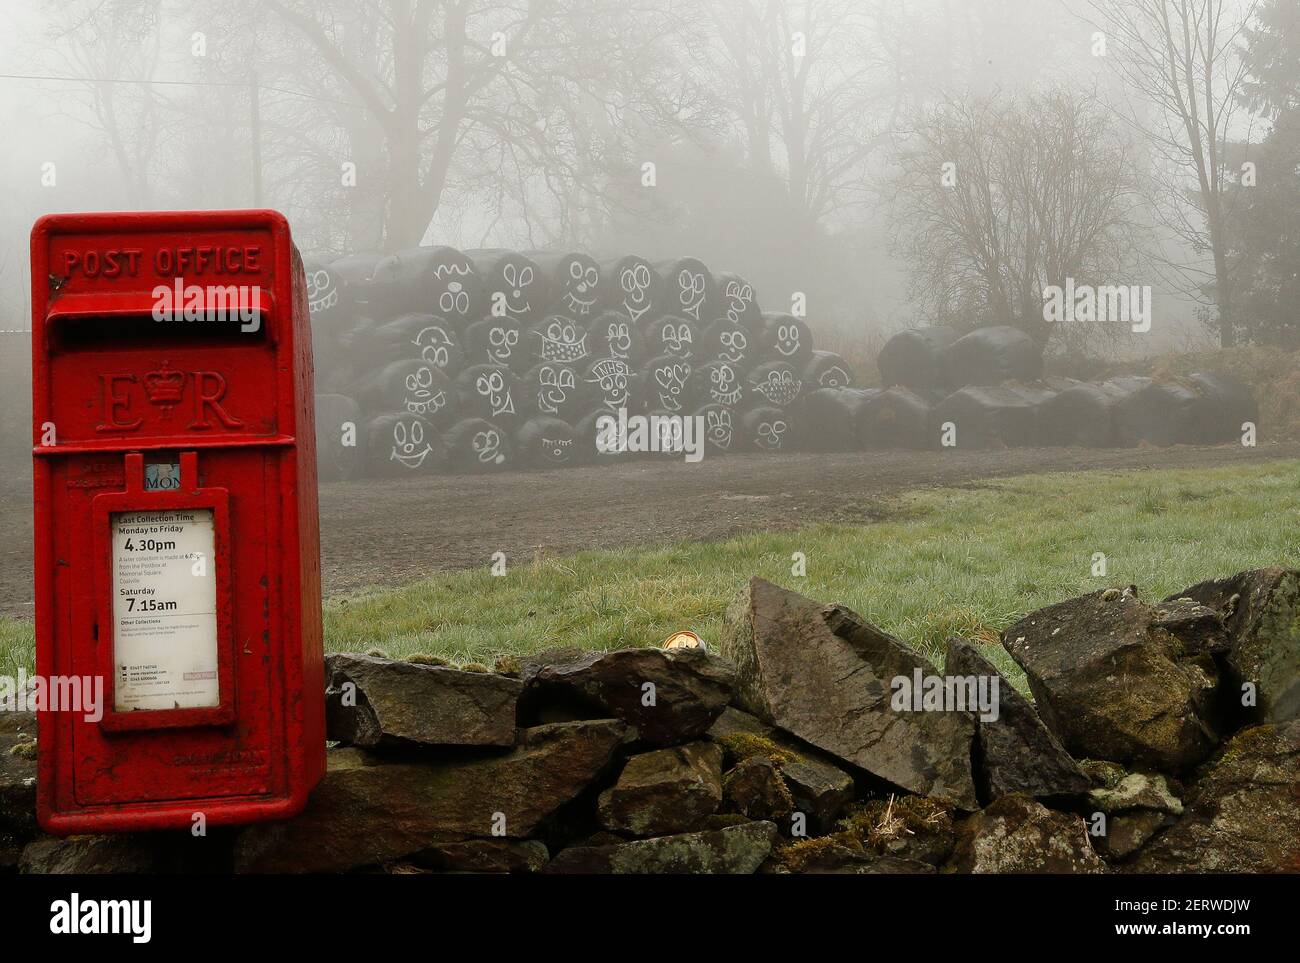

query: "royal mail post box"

left=30, top=210, right=325, bottom=833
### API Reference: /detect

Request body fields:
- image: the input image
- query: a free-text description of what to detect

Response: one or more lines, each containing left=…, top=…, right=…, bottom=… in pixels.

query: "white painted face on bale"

left=473, top=428, right=506, bottom=465
left=723, top=279, right=753, bottom=324
left=775, top=323, right=801, bottom=357
left=754, top=368, right=800, bottom=407
left=475, top=368, right=515, bottom=418
left=709, top=363, right=742, bottom=405
left=677, top=269, right=706, bottom=320
left=706, top=408, right=734, bottom=449
left=660, top=320, right=693, bottom=355
left=439, top=281, right=469, bottom=317
left=653, top=361, right=689, bottom=411
left=307, top=269, right=338, bottom=315
left=538, top=318, right=588, bottom=363
left=542, top=436, right=574, bottom=464
left=819, top=365, right=850, bottom=387
left=536, top=365, right=576, bottom=415
left=403, top=364, right=446, bottom=415
left=390, top=418, right=434, bottom=469
left=500, top=263, right=534, bottom=315
left=586, top=358, right=632, bottom=410
left=718, top=327, right=747, bottom=364
left=487, top=325, right=518, bottom=364
left=756, top=419, right=786, bottom=450
left=562, top=260, right=599, bottom=317
left=621, top=264, right=652, bottom=322
left=414, top=325, right=454, bottom=368
left=605, top=319, right=633, bottom=357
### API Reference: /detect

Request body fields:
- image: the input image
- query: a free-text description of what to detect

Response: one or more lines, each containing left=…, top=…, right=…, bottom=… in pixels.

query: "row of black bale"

left=303, top=248, right=1258, bottom=477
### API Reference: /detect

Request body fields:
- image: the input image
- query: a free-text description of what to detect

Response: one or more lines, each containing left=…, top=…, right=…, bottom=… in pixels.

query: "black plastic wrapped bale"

left=573, top=409, right=633, bottom=464
left=523, top=315, right=592, bottom=367
left=370, top=246, right=483, bottom=325
left=355, top=313, right=464, bottom=374
left=941, top=325, right=1043, bottom=387
left=521, top=361, right=585, bottom=422
left=1103, top=376, right=1198, bottom=447
left=639, top=313, right=700, bottom=360
left=693, top=403, right=738, bottom=456
left=597, top=254, right=662, bottom=326
left=876, top=326, right=958, bottom=390
left=321, top=316, right=378, bottom=393
left=857, top=386, right=935, bottom=450
left=364, top=411, right=447, bottom=477
left=463, top=316, right=525, bottom=370
left=515, top=415, right=579, bottom=468
left=586, top=310, right=647, bottom=366
left=715, top=272, right=763, bottom=331
left=528, top=251, right=602, bottom=322
left=702, top=317, right=756, bottom=372
left=314, top=393, right=364, bottom=482
left=467, top=249, right=546, bottom=325
left=739, top=406, right=793, bottom=452
left=791, top=387, right=877, bottom=452
left=330, top=252, right=386, bottom=316
left=655, top=256, right=718, bottom=324
left=353, top=358, right=459, bottom=426
left=455, top=363, right=523, bottom=427
left=746, top=360, right=803, bottom=409
left=1188, top=372, right=1258, bottom=444
left=1036, top=382, right=1115, bottom=447
left=757, top=313, right=813, bottom=370
left=582, top=356, right=641, bottom=413
left=444, top=417, right=514, bottom=472
left=690, top=359, right=746, bottom=410
left=640, top=354, right=693, bottom=413
left=804, top=350, right=855, bottom=389
left=933, top=385, right=1043, bottom=449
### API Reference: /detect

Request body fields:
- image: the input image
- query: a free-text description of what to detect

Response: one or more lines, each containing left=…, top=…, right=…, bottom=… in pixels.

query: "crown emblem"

left=144, top=363, right=186, bottom=409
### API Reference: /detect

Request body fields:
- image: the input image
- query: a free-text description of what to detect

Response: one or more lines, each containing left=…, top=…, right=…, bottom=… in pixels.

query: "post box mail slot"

left=30, top=210, right=325, bottom=833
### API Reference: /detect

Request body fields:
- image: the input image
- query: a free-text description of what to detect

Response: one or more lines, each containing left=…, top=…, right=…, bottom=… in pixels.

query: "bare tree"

left=889, top=89, right=1147, bottom=353
left=41, top=0, right=169, bottom=209
left=1084, top=0, right=1261, bottom=346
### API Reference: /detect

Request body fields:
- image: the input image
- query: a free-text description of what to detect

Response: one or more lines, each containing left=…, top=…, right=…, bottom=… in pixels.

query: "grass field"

left=2, top=459, right=1297, bottom=691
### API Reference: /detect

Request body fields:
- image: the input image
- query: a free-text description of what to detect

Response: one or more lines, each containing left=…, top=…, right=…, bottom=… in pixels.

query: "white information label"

left=111, top=509, right=220, bottom=711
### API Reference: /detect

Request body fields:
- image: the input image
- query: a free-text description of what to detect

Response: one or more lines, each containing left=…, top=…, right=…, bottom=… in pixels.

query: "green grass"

left=3, top=460, right=1299, bottom=693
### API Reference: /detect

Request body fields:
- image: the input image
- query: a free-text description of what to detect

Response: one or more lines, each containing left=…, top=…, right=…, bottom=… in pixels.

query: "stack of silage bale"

left=306, top=247, right=857, bottom=476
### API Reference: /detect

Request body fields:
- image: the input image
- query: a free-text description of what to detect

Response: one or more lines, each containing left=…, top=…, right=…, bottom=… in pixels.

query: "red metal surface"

left=31, top=209, right=325, bottom=833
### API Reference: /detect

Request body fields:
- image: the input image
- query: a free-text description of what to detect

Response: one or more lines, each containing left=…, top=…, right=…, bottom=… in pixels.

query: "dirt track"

left=1, top=442, right=1295, bottom=618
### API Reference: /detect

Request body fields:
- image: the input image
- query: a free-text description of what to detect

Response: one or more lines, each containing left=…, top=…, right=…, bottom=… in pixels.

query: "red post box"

left=30, top=210, right=325, bottom=833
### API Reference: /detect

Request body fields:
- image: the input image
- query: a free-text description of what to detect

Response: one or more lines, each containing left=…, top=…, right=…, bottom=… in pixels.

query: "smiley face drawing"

left=534, top=317, right=589, bottom=363
left=560, top=258, right=599, bottom=318
left=414, top=324, right=457, bottom=369
left=306, top=266, right=339, bottom=317
left=620, top=262, right=653, bottom=323
left=586, top=357, right=633, bottom=410
left=676, top=268, right=707, bottom=320
left=534, top=364, right=576, bottom=415
left=475, top=367, right=516, bottom=419
left=403, top=363, right=448, bottom=416
left=649, top=359, right=691, bottom=412
left=473, top=427, right=506, bottom=465
left=704, top=407, right=734, bottom=450
left=655, top=317, right=696, bottom=358
left=542, top=435, right=574, bottom=464
left=498, top=261, right=535, bottom=317
left=749, top=364, right=801, bottom=407
left=756, top=418, right=787, bottom=450
left=390, top=417, right=435, bottom=469
left=717, top=327, right=747, bottom=364
left=723, top=277, right=753, bottom=325
left=486, top=324, right=519, bottom=364
left=775, top=322, right=802, bottom=357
